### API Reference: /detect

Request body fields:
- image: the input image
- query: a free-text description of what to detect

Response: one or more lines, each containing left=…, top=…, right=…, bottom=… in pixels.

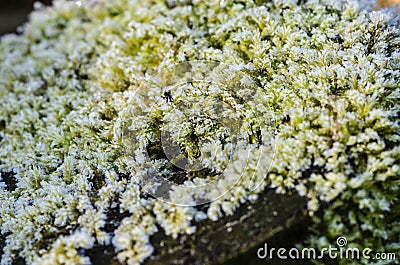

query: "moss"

left=0, top=0, right=399, bottom=264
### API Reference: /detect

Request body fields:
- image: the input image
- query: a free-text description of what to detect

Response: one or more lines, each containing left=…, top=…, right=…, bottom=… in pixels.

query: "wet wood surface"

left=144, top=189, right=310, bottom=265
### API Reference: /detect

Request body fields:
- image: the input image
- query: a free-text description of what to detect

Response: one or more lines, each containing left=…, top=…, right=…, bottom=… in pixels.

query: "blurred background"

left=0, top=1, right=399, bottom=35
left=0, top=0, right=51, bottom=35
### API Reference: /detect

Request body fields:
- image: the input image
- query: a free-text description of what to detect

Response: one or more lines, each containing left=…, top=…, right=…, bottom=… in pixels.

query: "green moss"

left=0, top=0, right=399, bottom=264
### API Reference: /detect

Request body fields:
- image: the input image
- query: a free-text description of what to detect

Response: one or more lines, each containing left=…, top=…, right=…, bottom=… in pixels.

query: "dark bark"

left=145, top=189, right=311, bottom=265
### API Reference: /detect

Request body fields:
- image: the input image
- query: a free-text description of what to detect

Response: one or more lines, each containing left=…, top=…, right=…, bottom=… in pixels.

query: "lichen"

left=0, top=0, right=399, bottom=264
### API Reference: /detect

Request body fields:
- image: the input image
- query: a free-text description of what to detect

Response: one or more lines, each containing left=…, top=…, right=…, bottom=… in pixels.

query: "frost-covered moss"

left=0, top=0, right=399, bottom=264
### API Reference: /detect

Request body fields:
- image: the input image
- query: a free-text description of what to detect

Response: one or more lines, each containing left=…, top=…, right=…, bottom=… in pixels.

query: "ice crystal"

left=0, top=0, right=398, bottom=264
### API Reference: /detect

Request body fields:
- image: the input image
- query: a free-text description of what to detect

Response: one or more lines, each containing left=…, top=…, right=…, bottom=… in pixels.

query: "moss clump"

left=0, top=0, right=399, bottom=264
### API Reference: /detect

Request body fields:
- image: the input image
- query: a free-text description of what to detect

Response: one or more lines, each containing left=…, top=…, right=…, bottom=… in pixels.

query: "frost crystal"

left=0, top=0, right=399, bottom=264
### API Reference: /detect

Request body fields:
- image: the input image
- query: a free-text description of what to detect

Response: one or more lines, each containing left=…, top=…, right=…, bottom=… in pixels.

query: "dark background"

left=0, top=0, right=52, bottom=35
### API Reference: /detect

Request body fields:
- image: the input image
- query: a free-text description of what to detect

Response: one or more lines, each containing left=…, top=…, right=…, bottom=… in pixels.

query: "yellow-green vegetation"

left=0, top=0, right=399, bottom=264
